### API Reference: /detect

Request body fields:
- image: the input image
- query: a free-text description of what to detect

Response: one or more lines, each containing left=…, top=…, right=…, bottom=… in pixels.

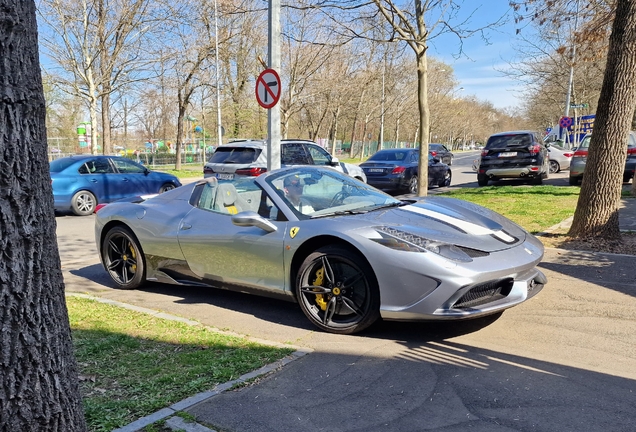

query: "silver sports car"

left=95, top=166, right=546, bottom=334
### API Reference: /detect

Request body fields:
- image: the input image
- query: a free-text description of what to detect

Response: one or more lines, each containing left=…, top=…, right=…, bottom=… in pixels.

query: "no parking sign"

left=559, top=116, right=573, bottom=129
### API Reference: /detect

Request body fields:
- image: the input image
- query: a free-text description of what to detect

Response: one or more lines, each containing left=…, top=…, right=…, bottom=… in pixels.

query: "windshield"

left=208, top=147, right=261, bottom=164
left=266, top=168, right=401, bottom=219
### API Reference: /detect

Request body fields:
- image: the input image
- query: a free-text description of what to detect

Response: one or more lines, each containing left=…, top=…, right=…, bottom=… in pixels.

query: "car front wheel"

left=71, top=190, right=97, bottom=216
left=296, top=246, right=380, bottom=335
left=101, top=226, right=146, bottom=289
left=159, top=183, right=176, bottom=193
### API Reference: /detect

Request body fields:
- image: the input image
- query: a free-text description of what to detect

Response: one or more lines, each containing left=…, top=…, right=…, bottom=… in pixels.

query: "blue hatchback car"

left=50, top=155, right=182, bottom=215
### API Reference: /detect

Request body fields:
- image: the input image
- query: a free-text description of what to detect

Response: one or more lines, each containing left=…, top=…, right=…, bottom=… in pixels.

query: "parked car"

left=547, top=144, right=573, bottom=173
left=95, top=166, right=546, bottom=335
left=429, top=143, right=454, bottom=165
left=477, top=131, right=550, bottom=186
left=359, top=148, right=451, bottom=194
left=568, top=131, right=636, bottom=185
left=203, top=139, right=366, bottom=182
left=50, top=155, right=181, bottom=216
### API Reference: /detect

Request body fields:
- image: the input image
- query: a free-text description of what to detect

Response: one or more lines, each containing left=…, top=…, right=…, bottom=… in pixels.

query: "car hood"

left=353, top=196, right=530, bottom=253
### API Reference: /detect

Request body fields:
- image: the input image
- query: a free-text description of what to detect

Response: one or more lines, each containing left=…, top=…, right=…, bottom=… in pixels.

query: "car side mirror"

left=144, top=168, right=150, bottom=175
left=330, top=156, right=340, bottom=166
left=545, top=143, right=551, bottom=148
left=432, top=156, right=441, bottom=163
left=231, top=211, right=277, bottom=233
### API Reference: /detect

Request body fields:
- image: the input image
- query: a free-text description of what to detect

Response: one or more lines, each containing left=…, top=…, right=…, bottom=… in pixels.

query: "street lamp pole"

left=214, top=0, right=223, bottom=148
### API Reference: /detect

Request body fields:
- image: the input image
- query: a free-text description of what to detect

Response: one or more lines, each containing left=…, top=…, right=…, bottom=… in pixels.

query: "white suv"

left=203, top=139, right=367, bottom=182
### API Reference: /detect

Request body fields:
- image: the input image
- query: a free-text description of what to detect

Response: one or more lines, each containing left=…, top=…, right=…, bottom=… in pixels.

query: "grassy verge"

left=439, top=185, right=581, bottom=233
left=68, top=296, right=293, bottom=432
left=155, top=165, right=204, bottom=178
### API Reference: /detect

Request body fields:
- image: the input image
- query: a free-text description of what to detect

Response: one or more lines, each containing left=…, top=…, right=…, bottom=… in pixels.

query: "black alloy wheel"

left=296, top=246, right=380, bottom=334
left=102, top=226, right=146, bottom=289
left=442, top=170, right=452, bottom=187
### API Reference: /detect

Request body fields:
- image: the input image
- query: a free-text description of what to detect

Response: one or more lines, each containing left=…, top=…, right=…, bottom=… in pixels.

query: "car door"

left=110, top=158, right=155, bottom=195
left=77, top=157, right=117, bottom=202
left=305, top=143, right=343, bottom=173
left=177, top=180, right=287, bottom=293
left=428, top=154, right=445, bottom=185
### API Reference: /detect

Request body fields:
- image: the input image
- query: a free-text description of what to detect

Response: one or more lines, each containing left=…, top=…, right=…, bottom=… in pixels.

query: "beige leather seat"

left=213, top=183, right=243, bottom=214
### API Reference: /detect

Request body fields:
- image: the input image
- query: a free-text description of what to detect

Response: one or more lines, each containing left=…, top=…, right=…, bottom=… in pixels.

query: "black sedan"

left=429, top=143, right=454, bottom=165
left=360, top=148, right=452, bottom=194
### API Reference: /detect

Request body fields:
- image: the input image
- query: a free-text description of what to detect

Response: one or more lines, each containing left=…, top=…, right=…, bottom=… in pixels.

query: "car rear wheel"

left=159, top=183, right=176, bottom=193
left=549, top=160, right=560, bottom=173
left=71, top=190, right=97, bottom=216
left=477, top=174, right=489, bottom=187
left=101, top=226, right=146, bottom=289
left=442, top=170, right=452, bottom=187
left=407, top=175, right=418, bottom=194
left=531, top=176, right=543, bottom=185
left=296, top=246, right=380, bottom=335
left=569, top=176, right=580, bottom=186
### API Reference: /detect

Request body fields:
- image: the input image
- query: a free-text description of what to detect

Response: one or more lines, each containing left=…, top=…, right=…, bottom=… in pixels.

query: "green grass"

left=439, top=185, right=581, bottom=233
left=68, top=296, right=293, bottom=432
left=156, top=165, right=204, bottom=178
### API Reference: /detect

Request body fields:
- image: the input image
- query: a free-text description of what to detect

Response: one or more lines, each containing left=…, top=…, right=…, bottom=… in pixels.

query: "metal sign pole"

left=267, top=0, right=281, bottom=171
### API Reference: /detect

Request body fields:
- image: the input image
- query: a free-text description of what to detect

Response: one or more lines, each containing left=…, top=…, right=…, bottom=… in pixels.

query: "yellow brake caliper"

left=313, top=267, right=328, bottom=311
left=129, top=244, right=137, bottom=273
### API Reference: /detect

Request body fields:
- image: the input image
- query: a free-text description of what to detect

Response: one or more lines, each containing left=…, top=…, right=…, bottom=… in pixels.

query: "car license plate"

left=499, top=152, right=517, bottom=157
left=216, top=173, right=234, bottom=180
left=368, top=168, right=384, bottom=173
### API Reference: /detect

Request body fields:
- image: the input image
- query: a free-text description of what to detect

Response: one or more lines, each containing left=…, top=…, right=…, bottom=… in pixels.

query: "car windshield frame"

left=264, top=168, right=401, bottom=220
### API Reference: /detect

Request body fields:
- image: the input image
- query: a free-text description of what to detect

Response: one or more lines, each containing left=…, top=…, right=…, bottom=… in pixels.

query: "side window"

left=79, top=159, right=113, bottom=174
left=281, top=143, right=310, bottom=165
left=197, top=182, right=218, bottom=211
left=306, top=144, right=331, bottom=166
left=112, top=158, right=146, bottom=174
left=409, top=153, right=418, bottom=163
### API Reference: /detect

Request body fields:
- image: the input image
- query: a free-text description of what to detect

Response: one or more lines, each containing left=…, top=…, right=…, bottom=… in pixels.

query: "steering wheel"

left=329, top=187, right=352, bottom=207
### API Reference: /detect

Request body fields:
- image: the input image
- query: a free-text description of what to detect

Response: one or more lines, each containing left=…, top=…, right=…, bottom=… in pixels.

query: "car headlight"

left=372, top=227, right=474, bottom=262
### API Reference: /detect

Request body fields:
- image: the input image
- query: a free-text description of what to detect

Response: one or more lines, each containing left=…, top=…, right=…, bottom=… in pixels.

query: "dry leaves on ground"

left=538, top=232, right=636, bottom=256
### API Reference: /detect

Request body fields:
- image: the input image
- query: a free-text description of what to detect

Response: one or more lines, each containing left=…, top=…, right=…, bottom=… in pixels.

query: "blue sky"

left=428, top=2, right=527, bottom=111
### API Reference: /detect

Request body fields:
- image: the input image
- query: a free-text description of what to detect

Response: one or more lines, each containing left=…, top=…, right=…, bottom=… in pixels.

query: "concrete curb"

left=67, top=293, right=312, bottom=432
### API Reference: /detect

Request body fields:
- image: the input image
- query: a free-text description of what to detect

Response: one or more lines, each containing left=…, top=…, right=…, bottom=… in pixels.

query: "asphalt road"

left=56, top=161, right=636, bottom=431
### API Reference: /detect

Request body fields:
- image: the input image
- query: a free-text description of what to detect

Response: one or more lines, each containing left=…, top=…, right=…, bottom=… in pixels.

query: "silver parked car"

left=95, top=166, right=546, bottom=334
left=203, top=139, right=366, bottom=183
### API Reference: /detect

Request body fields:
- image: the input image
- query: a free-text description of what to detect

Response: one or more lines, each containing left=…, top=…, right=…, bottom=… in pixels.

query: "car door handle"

left=90, top=179, right=98, bottom=183
left=180, top=223, right=192, bottom=230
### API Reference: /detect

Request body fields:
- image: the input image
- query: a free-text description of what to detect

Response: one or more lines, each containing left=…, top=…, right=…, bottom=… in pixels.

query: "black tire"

left=71, top=190, right=97, bottom=216
left=568, top=176, right=580, bottom=186
left=407, top=175, right=418, bottom=194
left=101, top=226, right=146, bottom=289
left=532, top=176, right=543, bottom=185
left=442, top=170, right=452, bottom=187
left=623, top=175, right=631, bottom=184
left=477, top=174, right=489, bottom=187
left=296, top=246, right=380, bottom=334
left=447, top=155, right=453, bottom=166
left=159, top=183, right=177, bottom=193
left=549, top=160, right=560, bottom=174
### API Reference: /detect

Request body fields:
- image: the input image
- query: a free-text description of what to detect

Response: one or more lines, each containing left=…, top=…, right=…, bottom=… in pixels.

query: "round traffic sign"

left=559, top=116, right=573, bottom=129
left=255, top=68, right=281, bottom=109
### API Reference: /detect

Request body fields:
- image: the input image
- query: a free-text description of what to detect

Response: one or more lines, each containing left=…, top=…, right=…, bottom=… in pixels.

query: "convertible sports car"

left=95, top=166, right=547, bottom=334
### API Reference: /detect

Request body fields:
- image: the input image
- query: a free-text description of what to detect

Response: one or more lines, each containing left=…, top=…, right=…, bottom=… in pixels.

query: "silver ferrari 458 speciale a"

left=95, top=166, right=546, bottom=334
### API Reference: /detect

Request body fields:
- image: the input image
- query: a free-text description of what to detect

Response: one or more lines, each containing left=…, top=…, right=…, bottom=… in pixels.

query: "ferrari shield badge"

left=290, top=227, right=300, bottom=238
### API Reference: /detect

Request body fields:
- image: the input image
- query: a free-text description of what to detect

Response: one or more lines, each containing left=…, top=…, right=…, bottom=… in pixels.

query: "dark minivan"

left=477, top=131, right=550, bottom=186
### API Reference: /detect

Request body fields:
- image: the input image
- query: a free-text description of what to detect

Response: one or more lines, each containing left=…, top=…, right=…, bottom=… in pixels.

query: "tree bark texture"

left=0, top=1, right=86, bottom=430
left=569, top=0, right=636, bottom=239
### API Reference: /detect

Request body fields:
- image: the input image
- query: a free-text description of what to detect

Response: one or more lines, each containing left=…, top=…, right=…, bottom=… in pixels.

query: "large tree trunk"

left=416, top=50, right=430, bottom=196
left=0, top=0, right=86, bottom=430
left=569, top=0, right=636, bottom=239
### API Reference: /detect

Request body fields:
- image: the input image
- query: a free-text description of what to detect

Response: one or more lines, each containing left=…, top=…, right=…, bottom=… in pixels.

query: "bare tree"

left=38, top=0, right=156, bottom=155
left=0, top=0, right=86, bottom=429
